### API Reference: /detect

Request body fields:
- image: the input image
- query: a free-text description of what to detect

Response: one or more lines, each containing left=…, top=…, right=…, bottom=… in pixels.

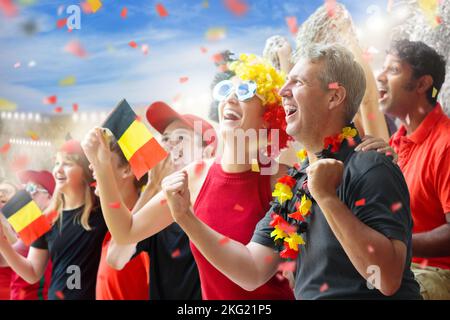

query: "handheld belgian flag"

left=103, top=99, right=168, bottom=179
left=1, top=190, right=51, bottom=246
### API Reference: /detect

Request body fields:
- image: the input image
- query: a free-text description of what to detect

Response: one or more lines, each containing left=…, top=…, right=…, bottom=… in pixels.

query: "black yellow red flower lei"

left=270, top=126, right=358, bottom=259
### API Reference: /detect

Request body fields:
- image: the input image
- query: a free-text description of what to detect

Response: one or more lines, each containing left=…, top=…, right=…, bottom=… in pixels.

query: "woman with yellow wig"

left=82, top=54, right=295, bottom=299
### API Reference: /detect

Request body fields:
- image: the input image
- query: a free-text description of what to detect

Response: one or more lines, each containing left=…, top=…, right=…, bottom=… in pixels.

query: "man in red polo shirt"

left=377, top=39, right=449, bottom=299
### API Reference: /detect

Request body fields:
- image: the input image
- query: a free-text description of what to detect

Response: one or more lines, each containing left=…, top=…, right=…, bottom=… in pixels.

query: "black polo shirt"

left=31, top=206, right=107, bottom=300
left=134, top=223, right=202, bottom=300
left=252, top=135, right=422, bottom=299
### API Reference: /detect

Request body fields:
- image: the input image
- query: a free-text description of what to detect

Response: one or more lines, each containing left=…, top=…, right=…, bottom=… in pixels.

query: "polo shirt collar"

left=406, top=103, right=445, bottom=145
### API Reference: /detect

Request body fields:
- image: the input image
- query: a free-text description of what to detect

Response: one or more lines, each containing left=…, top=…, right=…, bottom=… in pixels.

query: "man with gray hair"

left=162, top=43, right=422, bottom=299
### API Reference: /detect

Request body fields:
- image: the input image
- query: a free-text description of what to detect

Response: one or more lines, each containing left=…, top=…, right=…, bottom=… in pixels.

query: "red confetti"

left=325, top=0, right=336, bottom=17
left=179, top=76, right=189, bottom=83
left=56, top=18, right=67, bottom=29
left=285, top=16, right=298, bottom=34
left=0, top=0, right=18, bottom=17
left=328, top=82, right=339, bottom=89
left=64, top=40, right=88, bottom=58
left=120, top=7, right=127, bottom=19
left=211, top=53, right=224, bottom=63
left=223, top=0, right=248, bottom=16
left=160, top=199, right=167, bottom=206
left=90, top=181, right=97, bottom=188
left=390, top=202, right=402, bottom=213
left=43, top=95, right=57, bottom=105
left=108, top=201, right=121, bottom=209
left=135, top=115, right=142, bottom=122
left=155, top=3, right=168, bottom=17
left=233, top=204, right=244, bottom=212
left=367, top=245, right=375, bottom=253
left=320, top=282, right=329, bottom=292
left=194, top=160, right=205, bottom=176
left=386, top=151, right=393, bottom=157
left=72, top=103, right=79, bottom=112
left=200, top=47, right=208, bottom=54
left=128, top=41, right=138, bottom=48
left=80, top=2, right=93, bottom=14
left=54, top=106, right=63, bottom=113
left=419, top=259, right=429, bottom=269
left=293, top=163, right=301, bottom=170
left=55, top=290, right=65, bottom=300
left=141, top=44, right=149, bottom=55
left=346, top=137, right=356, bottom=147
left=264, top=255, right=274, bottom=264
left=0, top=143, right=11, bottom=154
left=278, top=261, right=296, bottom=272
left=368, top=112, right=376, bottom=121
left=219, top=237, right=230, bottom=245
left=436, top=16, right=442, bottom=25
left=355, top=198, right=366, bottom=207
left=171, top=248, right=181, bottom=258
left=11, top=154, right=29, bottom=172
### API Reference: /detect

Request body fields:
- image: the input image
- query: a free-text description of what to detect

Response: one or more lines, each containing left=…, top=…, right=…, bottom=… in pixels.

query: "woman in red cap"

left=0, top=140, right=107, bottom=300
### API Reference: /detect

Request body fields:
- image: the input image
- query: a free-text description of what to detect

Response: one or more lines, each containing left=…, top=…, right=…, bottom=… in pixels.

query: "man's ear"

left=328, top=85, right=347, bottom=111
left=416, top=75, right=433, bottom=95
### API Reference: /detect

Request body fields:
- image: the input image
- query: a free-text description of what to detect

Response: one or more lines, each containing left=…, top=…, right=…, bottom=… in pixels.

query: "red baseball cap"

left=17, top=170, right=55, bottom=196
left=146, top=101, right=217, bottom=149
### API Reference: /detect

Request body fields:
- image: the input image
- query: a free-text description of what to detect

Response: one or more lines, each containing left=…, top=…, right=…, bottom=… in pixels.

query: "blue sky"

left=0, top=0, right=389, bottom=117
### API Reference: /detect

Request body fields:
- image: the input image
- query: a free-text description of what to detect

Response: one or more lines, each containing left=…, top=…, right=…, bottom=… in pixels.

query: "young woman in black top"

left=0, top=140, right=107, bottom=300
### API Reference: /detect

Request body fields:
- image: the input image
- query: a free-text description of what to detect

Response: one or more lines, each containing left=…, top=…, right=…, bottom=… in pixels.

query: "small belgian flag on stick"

left=1, top=190, right=51, bottom=246
left=103, top=99, right=168, bottom=180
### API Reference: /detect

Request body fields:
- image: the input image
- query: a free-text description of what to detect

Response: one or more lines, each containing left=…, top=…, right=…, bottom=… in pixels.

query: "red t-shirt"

left=0, top=267, right=12, bottom=300
left=96, top=232, right=149, bottom=300
left=192, top=163, right=295, bottom=300
left=390, top=104, right=450, bottom=270
left=9, top=240, right=52, bottom=300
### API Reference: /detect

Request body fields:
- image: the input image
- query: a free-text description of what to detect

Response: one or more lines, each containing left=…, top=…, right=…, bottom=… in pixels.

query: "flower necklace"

left=270, top=126, right=358, bottom=259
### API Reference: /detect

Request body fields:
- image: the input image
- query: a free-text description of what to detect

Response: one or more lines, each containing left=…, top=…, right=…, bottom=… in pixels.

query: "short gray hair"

left=296, top=43, right=366, bottom=122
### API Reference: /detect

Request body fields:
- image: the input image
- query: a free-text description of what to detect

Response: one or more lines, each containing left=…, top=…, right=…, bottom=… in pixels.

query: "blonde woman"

left=0, top=140, right=107, bottom=300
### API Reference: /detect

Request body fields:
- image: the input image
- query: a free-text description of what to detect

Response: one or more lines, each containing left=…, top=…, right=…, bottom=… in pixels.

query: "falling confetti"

left=128, top=41, right=138, bottom=48
left=219, top=237, right=230, bottom=245
left=355, top=198, right=366, bottom=207
left=194, top=160, right=205, bottom=176
left=56, top=18, right=67, bottom=29
left=432, top=87, right=438, bottom=98
left=81, top=2, right=93, bottom=14
left=285, top=16, right=298, bottom=34
left=251, top=160, right=260, bottom=172
left=141, top=44, right=149, bottom=55
left=205, top=27, right=226, bottom=41
left=223, top=0, right=248, bottom=17
left=64, top=40, right=88, bottom=58
left=171, top=248, right=181, bottom=258
left=325, top=0, right=336, bottom=17
left=90, top=181, right=97, bottom=188
left=0, top=143, right=11, bottom=154
left=419, top=259, right=429, bottom=269
left=43, top=95, right=57, bottom=105
left=347, top=137, right=356, bottom=147
left=179, top=76, right=189, bottom=83
left=87, top=0, right=102, bottom=13
left=135, top=115, right=142, bottom=122
left=155, top=3, right=169, bottom=17
left=54, top=107, right=63, bottom=113
left=328, top=82, right=339, bottom=89
left=200, top=46, right=208, bottom=53
left=72, top=103, right=79, bottom=112
left=278, top=261, right=296, bottom=272
left=319, top=282, right=329, bottom=292
left=390, top=202, right=402, bottom=213
left=160, top=199, right=167, bottom=205
left=367, top=245, right=375, bottom=253
left=0, top=0, right=18, bottom=17
left=59, top=76, right=76, bottom=87
left=264, top=255, right=274, bottom=264
left=108, top=201, right=121, bottom=209
left=26, top=130, right=39, bottom=141
left=0, top=98, right=17, bottom=111
left=120, top=7, right=127, bottom=19
left=233, top=204, right=244, bottom=212
left=55, top=290, right=65, bottom=300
